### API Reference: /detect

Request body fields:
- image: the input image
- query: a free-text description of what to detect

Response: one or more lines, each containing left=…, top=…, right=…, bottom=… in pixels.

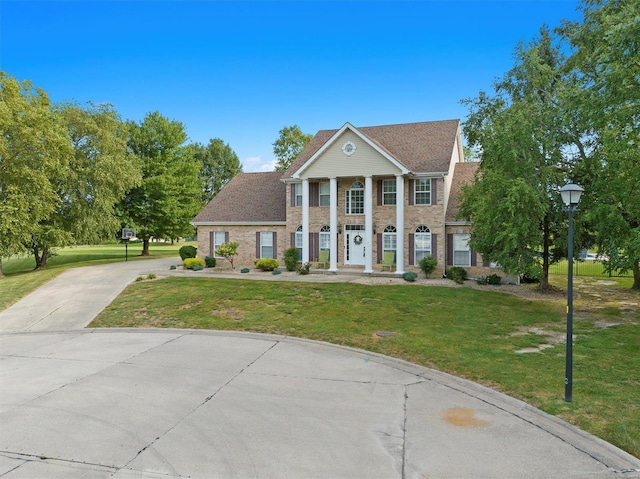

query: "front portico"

left=286, top=123, right=409, bottom=275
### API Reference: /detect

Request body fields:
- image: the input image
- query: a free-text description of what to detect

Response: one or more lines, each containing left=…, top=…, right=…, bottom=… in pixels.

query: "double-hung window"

left=294, top=184, right=302, bottom=207
left=414, top=179, right=431, bottom=205
left=319, top=182, right=330, bottom=207
left=260, top=232, right=274, bottom=259
left=382, top=179, right=396, bottom=205
left=414, top=226, right=431, bottom=263
left=452, top=233, right=471, bottom=267
left=346, top=181, right=364, bottom=215
left=213, top=231, right=226, bottom=257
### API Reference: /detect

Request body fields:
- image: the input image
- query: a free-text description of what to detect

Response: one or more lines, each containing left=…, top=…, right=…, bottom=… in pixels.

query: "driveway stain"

left=441, top=407, right=493, bottom=428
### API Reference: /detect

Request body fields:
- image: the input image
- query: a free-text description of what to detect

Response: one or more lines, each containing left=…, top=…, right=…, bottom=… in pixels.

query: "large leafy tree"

left=191, top=138, right=242, bottom=204
left=120, top=112, right=201, bottom=255
left=272, top=125, right=312, bottom=171
left=459, top=28, right=588, bottom=290
left=0, top=73, right=70, bottom=275
left=25, top=102, right=141, bottom=269
left=561, top=0, right=640, bottom=289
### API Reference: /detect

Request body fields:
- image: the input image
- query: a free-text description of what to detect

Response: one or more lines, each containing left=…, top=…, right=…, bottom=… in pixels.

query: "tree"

left=24, top=102, right=141, bottom=269
left=0, top=73, right=71, bottom=275
left=272, top=125, right=312, bottom=171
left=459, top=27, right=588, bottom=290
left=120, top=112, right=202, bottom=256
left=191, top=138, right=242, bottom=204
left=215, top=242, right=239, bottom=269
left=560, top=0, right=640, bottom=289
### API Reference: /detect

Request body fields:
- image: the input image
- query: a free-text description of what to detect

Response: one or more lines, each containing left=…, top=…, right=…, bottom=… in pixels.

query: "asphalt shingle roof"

left=192, top=171, right=286, bottom=223
left=282, top=119, right=461, bottom=178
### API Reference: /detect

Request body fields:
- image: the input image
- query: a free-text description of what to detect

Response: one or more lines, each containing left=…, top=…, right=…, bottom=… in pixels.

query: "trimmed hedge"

left=179, top=245, right=197, bottom=260
left=255, top=258, right=279, bottom=271
left=183, top=258, right=205, bottom=269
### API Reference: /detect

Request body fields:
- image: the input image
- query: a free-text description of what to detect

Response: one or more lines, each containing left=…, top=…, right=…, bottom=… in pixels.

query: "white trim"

left=292, top=122, right=410, bottom=178
left=329, top=177, right=338, bottom=272
left=364, top=176, right=373, bottom=273
left=302, top=179, right=310, bottom=264
left=395, top=174, right=405, bottom=275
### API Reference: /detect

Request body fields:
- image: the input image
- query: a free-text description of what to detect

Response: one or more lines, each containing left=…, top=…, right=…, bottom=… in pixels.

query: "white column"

left=395, top=174, right=405, bottom=274
left=302, top=179, right=310, bottom=264
left=364, top=176, right=374, bottom=274
left=329, top=177, right=338, bottom=272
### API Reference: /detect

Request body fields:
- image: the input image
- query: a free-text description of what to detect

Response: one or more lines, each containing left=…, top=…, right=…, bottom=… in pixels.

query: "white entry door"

left=345, top=226, right=366, bottom=265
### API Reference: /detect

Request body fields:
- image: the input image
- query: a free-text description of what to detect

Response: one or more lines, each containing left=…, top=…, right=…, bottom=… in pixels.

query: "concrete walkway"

left=0, top=259, right=638, bottom=478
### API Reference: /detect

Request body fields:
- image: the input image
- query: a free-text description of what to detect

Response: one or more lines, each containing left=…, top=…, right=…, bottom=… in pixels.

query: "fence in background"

left=548, top=260, right=632, bottom=277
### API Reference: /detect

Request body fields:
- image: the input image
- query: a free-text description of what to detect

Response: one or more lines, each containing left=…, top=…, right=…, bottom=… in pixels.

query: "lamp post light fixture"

left=559, top=182, right=583, bottom=403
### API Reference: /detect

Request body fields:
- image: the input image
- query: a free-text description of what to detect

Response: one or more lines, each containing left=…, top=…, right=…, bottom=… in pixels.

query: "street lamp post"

left=559, top=182, right=583, bottom=403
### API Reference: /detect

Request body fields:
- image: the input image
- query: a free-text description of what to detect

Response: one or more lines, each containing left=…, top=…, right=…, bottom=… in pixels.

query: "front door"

left=345, top=226, right=366, bottom=265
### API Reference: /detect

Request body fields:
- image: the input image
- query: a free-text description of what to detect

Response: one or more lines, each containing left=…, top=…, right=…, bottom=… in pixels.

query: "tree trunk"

left=0, top=258, right=4, bottom=279
left=141, top=239, right=150, bottom=256
left=633, top=261, right=640, bottom=290
left=538, top=214, right=552, bottom=291
left=34, top=246, right=50, bottom=270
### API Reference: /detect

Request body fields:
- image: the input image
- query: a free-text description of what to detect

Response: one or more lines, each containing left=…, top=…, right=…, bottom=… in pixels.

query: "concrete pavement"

left=0, top=259, right=639, bottom=478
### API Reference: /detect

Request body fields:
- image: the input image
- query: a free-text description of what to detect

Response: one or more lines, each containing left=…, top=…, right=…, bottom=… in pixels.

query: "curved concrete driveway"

left=0, top=260, right=638, bottom=478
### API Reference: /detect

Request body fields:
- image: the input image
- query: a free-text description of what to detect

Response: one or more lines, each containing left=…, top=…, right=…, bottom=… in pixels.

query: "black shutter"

left=408, top=180, right=414, bottom=206
left=447, top=234, right=453, bottom=266
left=290, top=232, right=295, bottom=248
left=209, top=231, right=214, bottom=257
left=377, top=180, right=383, bottom=206
left=225, top=231, right=229, bottom=243
left=309, top=182, right=319, bottom=207
left=273, top=232, right=277, bottom=259
left=256, top=232, right=261, bottom=259
left=290, top=184, right=296, bottom=207
left=431, top=178, right=438, bottom=205
left=431, top=234, right=437, bottom=259
left=377, top=233, right=383, bottom=263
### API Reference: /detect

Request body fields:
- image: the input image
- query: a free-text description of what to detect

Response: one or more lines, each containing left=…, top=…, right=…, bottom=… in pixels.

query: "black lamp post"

left=559, top=182, right=583, bottom=403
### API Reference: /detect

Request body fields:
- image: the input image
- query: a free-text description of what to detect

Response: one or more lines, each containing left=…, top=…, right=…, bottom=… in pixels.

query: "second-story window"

left=382, top=179, right=396, bottom=205
left=415, top=179, right=431, bottom=205
left=319, top=181, right=330, bottom=207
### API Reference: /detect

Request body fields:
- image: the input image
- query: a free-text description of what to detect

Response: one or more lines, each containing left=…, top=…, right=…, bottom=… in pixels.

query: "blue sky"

left=1, top=1, right=582, bottom=172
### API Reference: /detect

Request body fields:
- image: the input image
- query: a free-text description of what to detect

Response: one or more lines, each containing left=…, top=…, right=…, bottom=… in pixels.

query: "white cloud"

left=242, top=156, right=277, bottom=173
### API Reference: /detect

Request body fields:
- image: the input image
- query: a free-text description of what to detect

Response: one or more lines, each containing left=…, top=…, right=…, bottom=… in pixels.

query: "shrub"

left=403, top=272, right=417, bottom=282
left=193, top=265, right=204, bottom=271
left=283, top=247, right=299, bottom=272
left=240, top=267, right=250, bottom=273
left=297, top=262, right=311, bottom=275
left=446, top=267, right=468, bottom=284
left=272, top=269, right=282, bottom=275
left=205, top=256, right=217, bottom=268
left=215, top=242, right=239, bottom=269
left=255, top=258, right=279, bottom=271
left=183, top=258, right=205, bottom=270
left=170, top=265, right=177, bottom=270
left=179, top=245, right=197, bottom=260
left=147, top=273, right=156, bottom=280
left=486, top=273, right=502, bottom=285
left=418, top=255, right=438, bottom=278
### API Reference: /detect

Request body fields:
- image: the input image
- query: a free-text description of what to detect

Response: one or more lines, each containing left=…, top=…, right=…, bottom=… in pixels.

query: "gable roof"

left=445, top=161, right=479, bottom=223
left=282, top=119, right=461, bottom=179
left=192, top=171, right=286, bottom=224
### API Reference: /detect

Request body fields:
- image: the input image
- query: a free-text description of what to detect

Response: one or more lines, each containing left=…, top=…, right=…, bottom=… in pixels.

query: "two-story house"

left=193, top=119, right=492, bottom=277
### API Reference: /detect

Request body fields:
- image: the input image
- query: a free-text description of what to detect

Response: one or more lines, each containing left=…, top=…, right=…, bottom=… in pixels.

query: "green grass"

left=0, top=242, right=187, bottom=310
left=90, top=276, right=640, bottom=458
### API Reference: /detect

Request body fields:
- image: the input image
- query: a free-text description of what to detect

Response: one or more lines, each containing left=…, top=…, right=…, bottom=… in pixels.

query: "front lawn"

left=90, top=276, right=639, bottom=458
